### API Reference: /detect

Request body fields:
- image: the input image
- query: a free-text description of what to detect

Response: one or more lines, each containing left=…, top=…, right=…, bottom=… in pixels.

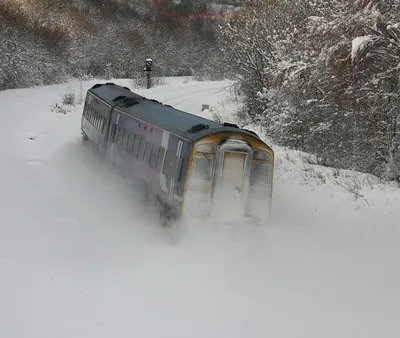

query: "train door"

left=212, top=140, right=252, bottom=222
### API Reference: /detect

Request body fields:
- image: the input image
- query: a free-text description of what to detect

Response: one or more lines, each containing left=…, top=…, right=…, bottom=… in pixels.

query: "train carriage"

left=81, top=82, right=274, bottom=223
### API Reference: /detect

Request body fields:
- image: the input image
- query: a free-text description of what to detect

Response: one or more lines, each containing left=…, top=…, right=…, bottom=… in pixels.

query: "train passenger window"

left=149, top=145, right=159, bottom=168
left=162, top=151, right=177, bottom=178
left=138, top=138, right=146, bottom=160
left=99, top=115, right=104, bottom=131
left=116, top=127, right=122, bottom=146
left=92, top=109, right=96, bottom=126
left=122, top=129, right=130, bottom=150
left=110, top=124, right=116, bottom=142
left=144, top=142, right=152, bottom=163
left=94, top=111, right=98, bottom=129
left=95, top=112, right=99, bottom=129
left=98, top=113, right=102, bottom=130
left=176, top=159, right=186, bottom=196
left=156, top=147, right=165, bottom=171
left=127, top=132, right=135, bottom=153
left=132, top=134, right=140, bottom=157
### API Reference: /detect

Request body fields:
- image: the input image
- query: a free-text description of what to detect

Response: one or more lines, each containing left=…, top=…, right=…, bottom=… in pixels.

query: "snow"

left=351, top=35, right=374, bottom=61
left=0, top=78, right=400, bottom=338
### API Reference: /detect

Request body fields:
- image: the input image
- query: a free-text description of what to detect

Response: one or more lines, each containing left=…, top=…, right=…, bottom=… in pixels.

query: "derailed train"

left=81, top=82, right=274, bottom=223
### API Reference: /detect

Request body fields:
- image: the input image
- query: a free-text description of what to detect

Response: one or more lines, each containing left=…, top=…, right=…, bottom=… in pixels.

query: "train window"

left=253, top=151, right=270, bottom=161
left=132, top=134, right=141, bottom=157
left=176, top=159, right=187, bottom=196
left=99, top=115, right=104, bottom=131
left=138, top=137, right=146, bottom=160
left=250, top=162, right=270, bottom=186
left=122, top=129, right=130, bottom=150
left=116, top=127, right=121, bottom=146
left=95, top=112, right=100, bottom=130
left=192, top=154, right=214, bottom=181
left=144, top=141, right=152, bottom=163
left=196, top=144, right=216, bottom=154
left=127, top=132, right=135, bottom=153
left=98, top=113, right=102, bottom=130
left=149, top=144, right=159, bottom=168
left=162, top=151, right=177, bottom=178
left=110, top=124, right=117, bottom=142
left=156, top=147, right=165, bottom=171
left=92, top=109, right=96, bottom=126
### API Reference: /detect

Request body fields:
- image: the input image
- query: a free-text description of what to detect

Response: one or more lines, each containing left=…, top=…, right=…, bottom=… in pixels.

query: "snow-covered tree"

left=221, top=0, right=400, bottom=181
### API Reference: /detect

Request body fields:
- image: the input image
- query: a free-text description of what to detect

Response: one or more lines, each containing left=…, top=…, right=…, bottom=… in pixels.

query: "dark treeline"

left=0, top=0, right=233, bottom=90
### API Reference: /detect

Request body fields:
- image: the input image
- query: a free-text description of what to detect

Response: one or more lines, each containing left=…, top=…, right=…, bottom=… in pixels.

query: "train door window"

left=138, top=137, right=146, bottom=160
left=144, top=142, right=152, bottom=163
left=149, top=144, right=159, bottom=168
left=132, top=134, right=140, bottom=157
left=127, top=132, right=135, bottom=153
left=156, top=147, right=165, bottom=171
left=122, top=129, right=129, bottom=150
left=162, top=151, right=177, bottom=178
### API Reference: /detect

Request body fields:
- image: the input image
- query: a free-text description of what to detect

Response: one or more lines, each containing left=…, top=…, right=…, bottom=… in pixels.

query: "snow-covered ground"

left=1, top=78, right=399, bottom=338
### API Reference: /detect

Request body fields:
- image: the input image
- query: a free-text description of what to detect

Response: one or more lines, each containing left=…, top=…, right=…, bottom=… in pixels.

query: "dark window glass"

left=138, top=137, right=146, bottom=160
left=253, top=151, right=270, bottom=161
left=127, top=133, right=135, bottom=153
left=132, top=134, right=141, bottom=157
left=176, top=159, right=187, bottom=196
left=149, top=145, right=159, bottom=168
left=111, top=124, right=117, bottom=142
left=117, top=127, right=123, bottom=146
left=162, top=151, right=177, bottom=178
left=156, top=147, right=165, bottom=171
left=144, top=142, right=152, bottom=163
left=99, top=115, right=104, bottom=131
left=95, top=112, right=100, bottom=129
left=122, top=129, right=129, bottom=150
left=197, top=144, right=216, bottom=154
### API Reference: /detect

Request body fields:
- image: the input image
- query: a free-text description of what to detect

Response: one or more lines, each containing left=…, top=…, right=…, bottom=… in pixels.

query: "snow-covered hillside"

left=1, top=78, right=399, bottom=338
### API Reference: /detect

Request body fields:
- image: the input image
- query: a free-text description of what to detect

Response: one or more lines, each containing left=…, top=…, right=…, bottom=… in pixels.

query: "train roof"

left=88, top=83, right=262, bottom=143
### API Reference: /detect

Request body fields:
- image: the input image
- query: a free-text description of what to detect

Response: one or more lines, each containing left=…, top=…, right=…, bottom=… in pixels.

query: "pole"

left=147, top=71, right=151, bottom=89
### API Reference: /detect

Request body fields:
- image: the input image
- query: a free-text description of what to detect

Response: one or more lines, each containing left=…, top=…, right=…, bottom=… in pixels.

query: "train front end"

left=183, top=132, right=274, bottom=224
